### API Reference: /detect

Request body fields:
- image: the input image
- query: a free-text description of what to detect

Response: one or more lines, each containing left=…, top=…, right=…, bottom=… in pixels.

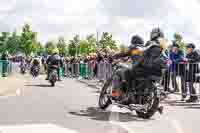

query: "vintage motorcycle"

left=49, top=65, right=58, bottom=87
left=30, top=65, right=40, bottom=77
left=99, top=62, right=164, bottom=119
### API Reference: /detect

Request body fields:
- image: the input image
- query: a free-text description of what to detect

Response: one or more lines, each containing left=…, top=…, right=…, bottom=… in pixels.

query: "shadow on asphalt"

left=69, top=107, right=151, bottom=122
left=77, top=80, right=102, bottom=90
left=25, top=84, right=52, bottom=87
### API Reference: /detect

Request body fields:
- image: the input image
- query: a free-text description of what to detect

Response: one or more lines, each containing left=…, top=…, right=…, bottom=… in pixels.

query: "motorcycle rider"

left=20, top=57, right=27, bottom=74
left=112, top=28, right=167, bottom=103
left=30, top=56, right=40, bottom=75
left=46, top=48, right=63, bottom=81
left=143, top=28, right=167, bottom=76
left=112, top=35, right=145, bottom=98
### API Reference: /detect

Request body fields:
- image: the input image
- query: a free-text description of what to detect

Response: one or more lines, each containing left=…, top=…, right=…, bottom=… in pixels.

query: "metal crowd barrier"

left=65, top=61, right=113, bottom=80
left=96, top=61, right=113, bottom=81
left=65, top=61, right=200, bottom=98
left=162, top=62, right=200, bottom=97
left=65, top=63, right=71, bottom=77
left=0, top=60, right=12, bottom=77
left=65, top=63, right=80, bottom=77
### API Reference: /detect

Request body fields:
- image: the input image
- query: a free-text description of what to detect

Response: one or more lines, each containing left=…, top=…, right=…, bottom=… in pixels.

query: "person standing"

left=169, top=42, right=185, bottom=93
left=185, top=43, right=199, bottom=102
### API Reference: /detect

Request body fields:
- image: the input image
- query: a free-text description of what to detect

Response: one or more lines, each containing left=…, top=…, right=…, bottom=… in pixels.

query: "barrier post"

left=59, top=67, right=64, bottom=77
left=87, top=62, right=94, bottom=80
left=80, top=63, right=87, bottom=79
left=76, top=63, right=80, bottom=77
left=97, top=61, right=105, bottom=81
left=1, top=60, right=9, bottom=77
left=0, top=61, right=2, bottom=77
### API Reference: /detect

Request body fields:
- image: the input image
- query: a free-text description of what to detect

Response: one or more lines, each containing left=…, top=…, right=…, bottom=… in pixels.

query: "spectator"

left=185, top=43, right=200, bottom=102
left=96, top=53, right=103, bottom=63
left=161, top=46, right=170, bottom=92
left=169, top=42, right=185, bottom=94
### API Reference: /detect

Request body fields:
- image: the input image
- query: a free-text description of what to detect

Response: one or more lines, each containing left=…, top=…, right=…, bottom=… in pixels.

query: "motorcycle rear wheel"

left=136, top=87, right=159, bottom=119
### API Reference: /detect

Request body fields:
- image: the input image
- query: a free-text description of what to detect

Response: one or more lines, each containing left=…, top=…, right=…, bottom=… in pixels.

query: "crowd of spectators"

left=60, top=41, right=200, bottom=103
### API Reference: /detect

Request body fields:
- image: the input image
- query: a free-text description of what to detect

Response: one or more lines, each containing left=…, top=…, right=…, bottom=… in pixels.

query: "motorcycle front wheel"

left=99, top=79, right=112, bottom=109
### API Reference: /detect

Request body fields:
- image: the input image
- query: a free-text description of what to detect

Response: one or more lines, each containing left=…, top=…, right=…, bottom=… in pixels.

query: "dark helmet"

left=131, top=35, right=144, bottom=45
left=186, top=43, right=195, bottom=49
left=129, top=35, right=144, bottom=50
left=150, top=28, right=164, bottom=41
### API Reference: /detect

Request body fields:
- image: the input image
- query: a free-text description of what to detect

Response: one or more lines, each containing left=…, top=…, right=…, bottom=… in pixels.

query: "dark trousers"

left=162, top=70, right=170, bottom=92
left=162, top=71, right=178, bottom=91
left=180, top=75, right=187, bottom=98
left=162, top=71, right=187, bottom=98
left=188, top=82, right=198, bottom=99
left=171, top=72, right=179, bottom=91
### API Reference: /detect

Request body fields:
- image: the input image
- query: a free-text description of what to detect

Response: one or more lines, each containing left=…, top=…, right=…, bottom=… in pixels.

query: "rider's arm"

left=186, top=51, right=200, bottom=63
left=113, top=51, right=130, bottom=59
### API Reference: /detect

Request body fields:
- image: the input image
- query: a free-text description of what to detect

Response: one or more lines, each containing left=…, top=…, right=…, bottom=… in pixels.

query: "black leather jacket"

left=46, top=54, right=63, bottom=67
left=143, top=42, right=167, bottom=76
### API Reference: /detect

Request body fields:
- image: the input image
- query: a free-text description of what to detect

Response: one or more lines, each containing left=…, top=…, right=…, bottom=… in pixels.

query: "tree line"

left=0, top=23, right=187, bottom=56
left=0, top=23, right=121, bottom=57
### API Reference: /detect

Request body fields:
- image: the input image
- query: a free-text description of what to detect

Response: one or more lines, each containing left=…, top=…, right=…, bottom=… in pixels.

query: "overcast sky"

left=1, top=0, right=200, bottom=45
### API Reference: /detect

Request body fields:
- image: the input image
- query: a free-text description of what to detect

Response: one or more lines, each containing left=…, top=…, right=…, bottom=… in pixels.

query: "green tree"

left=0, top=32, right=10, bottom=53
left=99, top=32, right=117, bottom=50
left=68, top=40, right=76, bottom=56
left=35, top=42, right=45, bottom=55
left=79, top=40, right=89, bottom=55
left=20, top=23, right=38, bottom=56
left=68, top=35, right=80, bottom=56
left=45, top=41, right=56, bottom=54
left=6, top=31, right=20, bottom=54
left=86, top=34, right=97, bottom=53
left=57, top=37, right=67, bottom=56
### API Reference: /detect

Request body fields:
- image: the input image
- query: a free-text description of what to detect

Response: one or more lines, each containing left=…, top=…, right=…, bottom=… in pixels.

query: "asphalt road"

left=0, top=73, right=200, bottom=133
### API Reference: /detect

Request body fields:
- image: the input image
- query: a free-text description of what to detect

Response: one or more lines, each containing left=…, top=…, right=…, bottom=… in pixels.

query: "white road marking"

left=109, top=121, right=135, bottom=133
left=0, top=124, right=78, bottom=133
left=108, top=105, right=135, bottom=133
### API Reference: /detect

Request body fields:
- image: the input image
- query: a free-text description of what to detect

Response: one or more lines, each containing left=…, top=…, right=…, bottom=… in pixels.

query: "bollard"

left=80, top=63, right=87, bottom=79
left=59, top=67, right=65, bottom=77
left=0, top=60, right=9, bottom=77
left=0, top=61, right=2, bottom=77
